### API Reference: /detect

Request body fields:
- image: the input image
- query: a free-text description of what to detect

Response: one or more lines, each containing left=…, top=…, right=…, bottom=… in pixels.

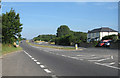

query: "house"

left=87, top=27, right=118, bottom=42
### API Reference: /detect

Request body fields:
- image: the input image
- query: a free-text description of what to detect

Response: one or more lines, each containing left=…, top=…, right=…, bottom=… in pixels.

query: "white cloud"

left=107, top=5, right=118, bottom=9
left=2, top=0, right=120, bottom=2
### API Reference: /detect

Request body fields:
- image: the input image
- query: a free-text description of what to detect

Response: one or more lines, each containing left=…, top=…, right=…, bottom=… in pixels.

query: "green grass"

left=27, top=41, right=82, bottom=51
left=2, top=44, right=22, bottom=55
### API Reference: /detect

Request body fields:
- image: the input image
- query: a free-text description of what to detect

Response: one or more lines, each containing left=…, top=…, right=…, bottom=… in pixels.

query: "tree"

left=2, top=8, right=23, bottom=44
left=0, top=16, right=2, bottom=43
left=102, top=34, right=118, bottom=42
left=56, top=25, right=71, bottom=37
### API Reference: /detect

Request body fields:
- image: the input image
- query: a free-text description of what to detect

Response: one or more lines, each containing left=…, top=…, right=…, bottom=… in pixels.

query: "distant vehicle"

left=98, top=39, right=112, bottom=47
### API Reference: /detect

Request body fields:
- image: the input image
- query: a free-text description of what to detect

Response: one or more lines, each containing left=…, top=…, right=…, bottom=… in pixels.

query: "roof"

left=88, top=27, right=118, bottom=33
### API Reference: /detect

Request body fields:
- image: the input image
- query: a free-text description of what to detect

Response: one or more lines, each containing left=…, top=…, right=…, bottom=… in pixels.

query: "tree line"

left=33, top=25, right=87, bottom=46
left=33, top=34, right=56, bottom=42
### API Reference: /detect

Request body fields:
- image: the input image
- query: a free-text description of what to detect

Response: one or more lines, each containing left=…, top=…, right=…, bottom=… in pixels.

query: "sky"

left=2, top=2, right=118, bottom=39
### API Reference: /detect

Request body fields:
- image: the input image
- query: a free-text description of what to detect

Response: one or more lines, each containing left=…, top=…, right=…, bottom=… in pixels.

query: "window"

left=96, top=32, right=99, bottom=37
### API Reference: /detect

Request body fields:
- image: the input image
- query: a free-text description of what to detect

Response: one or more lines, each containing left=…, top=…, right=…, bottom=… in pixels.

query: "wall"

left=100, top=32, right=118, bottom=40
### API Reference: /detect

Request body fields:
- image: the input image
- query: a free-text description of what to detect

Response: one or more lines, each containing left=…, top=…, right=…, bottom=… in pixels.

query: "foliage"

left=56, top=25, right=71, bottom=37
left=55, top=25, right=87, bottom=46
left=33, top=34, right=56, bottom=42
left=33, top=25, right=87, bottom=46
left=102, top=34, right=118, bottom=42
left=0, top=16, right=2, bottom=43
left=2, top=8, right=23, bottom=44
left=118, top=33, right=120, bottom=39
left=2, top=44, right=22, bottom=54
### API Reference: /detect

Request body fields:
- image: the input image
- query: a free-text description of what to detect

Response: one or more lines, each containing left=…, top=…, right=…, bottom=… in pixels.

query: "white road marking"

left=67, top=56, right=71, bottom=58
left=111, top=56, right=114, bottom=59
left=34, top=59, right=37, bottom=62
left=87, top=57, right=100, bottom=59
left=36, top=62, right=41, bottom=64
left=77, top=55, right=84, bottom=56
left=52, top=75, right=58, bottom=78
left=62, top=55, right=66, bottom=57
left=29, top=55, right=32, bottom=58
left=44, top=69, right=51, bottom=73
left=40, top=65, right=45, bottom=68
left=31, top=58, right=35, bottom=60
left=79, top=59, right=83, bottom=60
left=95, top=62, right=120, bottom=70
left=88, top=58, right=110, bottom=62
left=91, top=55, right=96, bottom=56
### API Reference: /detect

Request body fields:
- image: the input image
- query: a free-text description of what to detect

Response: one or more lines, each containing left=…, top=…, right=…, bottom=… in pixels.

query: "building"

left=87, top=27, right=118, bottom=42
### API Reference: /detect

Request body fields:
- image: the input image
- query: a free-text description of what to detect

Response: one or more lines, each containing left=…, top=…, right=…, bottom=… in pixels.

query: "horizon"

left=2, top=2, right=118, bottom=39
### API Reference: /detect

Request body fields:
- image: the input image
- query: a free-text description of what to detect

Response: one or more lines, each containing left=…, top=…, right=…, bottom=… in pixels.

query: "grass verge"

left=2, top=44, right=22, bottom=55
left=26, top=41, right=82, bottom=51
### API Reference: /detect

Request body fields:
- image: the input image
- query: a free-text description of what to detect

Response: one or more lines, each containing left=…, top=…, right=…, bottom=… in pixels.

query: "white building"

left=87, top=27, right=118, bottom=42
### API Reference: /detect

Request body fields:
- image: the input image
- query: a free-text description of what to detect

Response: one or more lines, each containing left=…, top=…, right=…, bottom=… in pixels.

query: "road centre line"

left=36, top=62, right=40, bottom=64
left=24, top=50, right=53, bottom=74
left=44, top=69, right=52, bottom=73
left=34, top=59, right=37, bottom=62
left=31, top=58, right=35, bottom=60
left=40, top=65, right=45, bottom=68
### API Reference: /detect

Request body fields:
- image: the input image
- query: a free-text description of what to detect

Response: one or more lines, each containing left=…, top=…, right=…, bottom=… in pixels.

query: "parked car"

left=98, top=39, right=112, bottom=47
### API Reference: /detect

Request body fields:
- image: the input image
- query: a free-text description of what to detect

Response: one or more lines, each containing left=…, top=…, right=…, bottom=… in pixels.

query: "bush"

left=102, top=34, right=118, bottom=42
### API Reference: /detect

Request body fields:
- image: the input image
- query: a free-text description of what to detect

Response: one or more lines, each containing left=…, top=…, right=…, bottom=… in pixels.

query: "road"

left=2, top=40, right=119, bottom=78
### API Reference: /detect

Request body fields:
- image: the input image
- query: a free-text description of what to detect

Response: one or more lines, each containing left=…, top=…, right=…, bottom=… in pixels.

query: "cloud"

left=2, top=0, right=120, bottom=2
left=107, top=5, right=118, bottom=9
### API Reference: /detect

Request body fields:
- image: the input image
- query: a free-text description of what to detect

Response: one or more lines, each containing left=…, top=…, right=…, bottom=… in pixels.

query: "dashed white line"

left=44, top=69, right=52, bottom=73
left=40, top=65, right=45, bottom=68
left=79, top=59, right=83, bottom=60
left=36, top=62, right=41, bottom=64
left=29, top=55, right=32, bottom=58
left=34, top=59, right=37, bottom=62
left=31, top=58, right=35, bottom=60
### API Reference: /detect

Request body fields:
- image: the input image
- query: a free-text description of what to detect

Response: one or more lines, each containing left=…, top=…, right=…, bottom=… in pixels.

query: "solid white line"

left=36, top=62, right=41, bottom=64
left=44, top=69, right=51, bottom=73
left=88, top=57, right=100, bottom=59
left=40, top=65, right=45, bottom=68
left=95, top=62, right=120, bottom=70
left=88, top=58, right=110, bottom=62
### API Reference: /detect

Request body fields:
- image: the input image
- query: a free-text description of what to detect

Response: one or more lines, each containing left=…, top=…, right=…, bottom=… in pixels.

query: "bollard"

left=75, top=44, right=78, bottom=50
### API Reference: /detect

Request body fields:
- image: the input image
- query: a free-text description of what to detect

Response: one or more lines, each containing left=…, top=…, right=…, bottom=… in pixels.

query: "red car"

left=98, top=39, right=112, bottom=47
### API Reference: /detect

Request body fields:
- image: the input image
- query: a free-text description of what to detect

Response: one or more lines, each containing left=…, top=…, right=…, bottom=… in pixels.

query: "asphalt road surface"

left=2, top=40, right=119, bottom=77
